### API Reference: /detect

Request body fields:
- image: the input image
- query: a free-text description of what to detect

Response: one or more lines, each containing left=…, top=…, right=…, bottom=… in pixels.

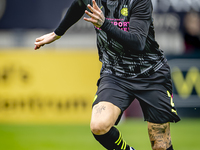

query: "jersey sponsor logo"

left=95, top=18, right=129, bottom=32
left=121, top=5, right=128, bottom=16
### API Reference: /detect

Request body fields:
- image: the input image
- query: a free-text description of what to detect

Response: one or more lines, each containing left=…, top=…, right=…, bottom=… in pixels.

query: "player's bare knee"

left=90, top=120, right=111, bottom=135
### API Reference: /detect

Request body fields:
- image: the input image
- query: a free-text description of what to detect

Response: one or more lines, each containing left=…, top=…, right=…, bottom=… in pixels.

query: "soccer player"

left=34, top=0, right=181, bottom=150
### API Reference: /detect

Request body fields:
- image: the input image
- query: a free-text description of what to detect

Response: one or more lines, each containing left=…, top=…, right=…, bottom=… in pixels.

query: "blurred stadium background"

left=0, top=0, right=200, bottom=150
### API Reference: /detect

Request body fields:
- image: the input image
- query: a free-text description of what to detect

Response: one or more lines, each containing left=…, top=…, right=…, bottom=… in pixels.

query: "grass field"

left=0, top=118, right=199, bottom=150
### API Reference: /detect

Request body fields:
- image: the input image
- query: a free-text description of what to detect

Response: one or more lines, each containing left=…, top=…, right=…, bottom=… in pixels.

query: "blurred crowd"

left=183, top=11, right=200, bottom=54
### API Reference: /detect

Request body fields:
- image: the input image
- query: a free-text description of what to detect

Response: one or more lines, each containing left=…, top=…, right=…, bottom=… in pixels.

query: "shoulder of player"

left=130, top=0, right=152, bottom=13
left=81, top=0, right=92, bottom=6
left=130, top=0, right=152, bottom=8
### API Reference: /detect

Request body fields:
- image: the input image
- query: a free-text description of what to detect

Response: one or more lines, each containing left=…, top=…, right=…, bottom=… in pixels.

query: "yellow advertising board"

left=0, top=48, right=101, bottom=124
left=168, top=58, right=200, bottom=109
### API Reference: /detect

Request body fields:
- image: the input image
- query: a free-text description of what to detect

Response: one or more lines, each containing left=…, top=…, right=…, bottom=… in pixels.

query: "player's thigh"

left=148, top=122, right=171, bottom=149
left=90, top=101, right=121, bottom=135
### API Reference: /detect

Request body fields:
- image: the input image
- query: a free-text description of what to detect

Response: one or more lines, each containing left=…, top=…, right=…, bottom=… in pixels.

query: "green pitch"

left=0, top=118, right=199, bottom=150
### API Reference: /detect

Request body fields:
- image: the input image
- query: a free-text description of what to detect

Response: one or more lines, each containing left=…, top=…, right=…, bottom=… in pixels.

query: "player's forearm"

left=100, top=19, right=146, bottom=52
left=54, top=0, right=86, bottom=36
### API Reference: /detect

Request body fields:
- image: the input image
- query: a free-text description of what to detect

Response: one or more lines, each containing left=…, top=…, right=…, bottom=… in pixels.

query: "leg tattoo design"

left=148, top=122, right=172, bottom=150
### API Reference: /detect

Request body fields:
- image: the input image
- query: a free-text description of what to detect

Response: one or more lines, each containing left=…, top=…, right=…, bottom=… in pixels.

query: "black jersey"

left=55, top=0, right=167, bottom=78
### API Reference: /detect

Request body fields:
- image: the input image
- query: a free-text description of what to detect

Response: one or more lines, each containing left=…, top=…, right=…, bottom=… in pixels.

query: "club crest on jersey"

left=121, top=5, right=128, bottom=16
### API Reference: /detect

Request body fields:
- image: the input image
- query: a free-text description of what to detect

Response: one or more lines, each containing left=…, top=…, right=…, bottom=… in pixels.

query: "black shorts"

left=92, top=63, right=181, bottom=124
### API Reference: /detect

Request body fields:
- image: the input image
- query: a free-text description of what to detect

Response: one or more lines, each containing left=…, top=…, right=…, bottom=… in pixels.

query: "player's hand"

left=84, top=0, right=105, bottom=28
left=34, top=32, right=61, bottom=50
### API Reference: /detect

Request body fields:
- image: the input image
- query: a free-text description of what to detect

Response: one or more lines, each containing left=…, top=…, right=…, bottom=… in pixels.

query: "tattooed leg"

left=148, top=122, right=172, bottom=150
left=90, top=101, right=121, bottom=135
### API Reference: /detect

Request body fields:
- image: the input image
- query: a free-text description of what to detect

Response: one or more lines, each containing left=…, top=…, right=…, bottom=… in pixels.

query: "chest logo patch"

left=121, top=6, right=128, bottom=16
